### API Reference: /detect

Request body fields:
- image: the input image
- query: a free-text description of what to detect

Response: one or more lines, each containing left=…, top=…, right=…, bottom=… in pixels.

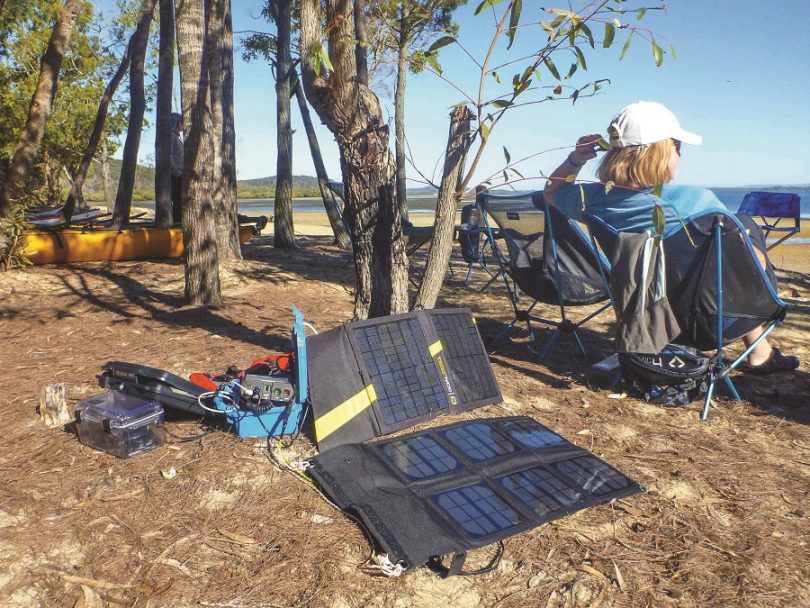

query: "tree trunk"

left=204, top=0, right=241, bottom=260
left=0, top=0, right=84, bottom=219
left=176, top=0, right=221, bottom=306
left=100, top=141, right=114, bottom=210
left=300, top=0, right=407, bottom=319
left=413, top=105, right=473, bottom=310
left=291, top=70, right=350, bottom=250
left=219, top=0, right=240, bottom=259
left=65, top=0, right=153, bottom=221
left=273, top=0, right=296, bottom=249
left=394, top=30, right=408, bottom=221
left=353, top=0, right=368, bottom=85
left=111, top=0, right=154, bottom=229
left=154, top=0, right=175, bottom=228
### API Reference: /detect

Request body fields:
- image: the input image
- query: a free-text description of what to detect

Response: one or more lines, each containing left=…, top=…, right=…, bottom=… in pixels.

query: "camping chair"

left=479, top=190, right=611, bottom=361
left=585, top=210, right=789, bottom=420
left=737, top=191, right=801, bottom=252
left=456, top=202, right=501, bottom=288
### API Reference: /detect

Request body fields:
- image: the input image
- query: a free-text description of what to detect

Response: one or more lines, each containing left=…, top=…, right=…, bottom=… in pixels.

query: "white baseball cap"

left=607, top=101, right=702, bottom=148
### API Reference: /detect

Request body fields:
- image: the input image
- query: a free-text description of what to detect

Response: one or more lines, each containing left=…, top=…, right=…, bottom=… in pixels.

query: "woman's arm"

left=543, top=134, right=603, bottom=206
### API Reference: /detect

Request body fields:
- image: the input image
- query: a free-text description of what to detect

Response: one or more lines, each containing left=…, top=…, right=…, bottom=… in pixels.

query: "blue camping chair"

left=737, top=191, right=801, bottom=252
left=585, top=210, right=789, bottom=420
left=479, top=190, right=611, bottom=361
left=456, top=201, right=501, bottom=289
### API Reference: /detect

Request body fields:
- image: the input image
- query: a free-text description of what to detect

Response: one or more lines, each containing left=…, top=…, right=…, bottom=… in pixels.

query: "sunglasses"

left=672, top=139, right=682, bottom=155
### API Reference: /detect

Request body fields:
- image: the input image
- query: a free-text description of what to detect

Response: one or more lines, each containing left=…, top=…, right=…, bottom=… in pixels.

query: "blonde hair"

left=598, top=139, right=673, bottom=188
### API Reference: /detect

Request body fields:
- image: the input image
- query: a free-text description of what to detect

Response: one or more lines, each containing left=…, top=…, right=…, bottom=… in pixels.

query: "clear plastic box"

left=74, top=392, right=166, bottom=458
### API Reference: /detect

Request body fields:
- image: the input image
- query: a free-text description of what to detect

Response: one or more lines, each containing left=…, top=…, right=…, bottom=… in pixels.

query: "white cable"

left=303, top=321, right=318, bottom=334
left=196, top=390, right=236, bottom=414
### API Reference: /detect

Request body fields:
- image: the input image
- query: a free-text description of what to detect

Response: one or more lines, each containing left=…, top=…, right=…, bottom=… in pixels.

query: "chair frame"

left=479, top=191, right=611, bottom=361
left=585, top=211, right=788, bottom=420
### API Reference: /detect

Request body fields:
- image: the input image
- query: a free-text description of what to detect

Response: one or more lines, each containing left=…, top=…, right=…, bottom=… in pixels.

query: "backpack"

left=618, top=344, right=710, bottom=407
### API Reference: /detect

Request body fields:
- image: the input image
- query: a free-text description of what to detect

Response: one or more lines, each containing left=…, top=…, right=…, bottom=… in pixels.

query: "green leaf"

left=668, top=41, right=677, bottom=60
left=566, top=62, right=578, bottom=78
left=579, top=21, right=594, bottom=48
left=502, top=170, right=509, bottom=184
left=474, top=0, right=506, bottom=16
left=319, top=43, right=333, bottom=73
left=491, top=99, right=512, bottom=108
left=503, top=146, right=511, bottom=164
left=540, top=21, right=555, bottom=40
left=428, top=36, right=456, bottom=54
left=619, top=32, right=633, bottom=60
left=652, top=40, right=663, bottom=67
left=651, top=184, right=664, bottom=198
left=637, top=7, right=647, bottom=21
left=544, top=56, right=561, bottom=80
left=597, top=138, right=610, bottom=151
left=652, top=204, right=666, bottom=237
left=511, top=167, right=525, bottom=178
left=571, top=89, right=580, bottom=104
left=506, top=0, right=522, bottom=49
left=603, top=23, right=615, bottom=48
left=491, top=70, right=501, bottom=83
left=480, top=122, right=490, bottom=140
left=574, top=46, right=587, bottom=70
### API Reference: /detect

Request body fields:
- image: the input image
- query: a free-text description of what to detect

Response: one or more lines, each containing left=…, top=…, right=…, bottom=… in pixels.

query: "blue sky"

left=97, top=0, right=810, bottom=188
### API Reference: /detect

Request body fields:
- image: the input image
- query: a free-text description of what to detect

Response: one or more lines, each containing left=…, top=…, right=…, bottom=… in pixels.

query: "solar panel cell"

left=500, top=467, right=581, bottom=515
left=498, top=417, right=566, bottom=449
left=433, top=483, right=522, bottom=539
left=554, top=456, right=631, bottom=496
left=382, top=434, right=460, bottom=480
left=442, top=422, right=516, bottom=462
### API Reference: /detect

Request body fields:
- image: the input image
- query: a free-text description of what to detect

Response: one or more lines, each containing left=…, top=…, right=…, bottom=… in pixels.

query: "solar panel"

left=308, top=416, right=643, bottom=573
left=382, top=434, right=460, bottom=480
left=442, top=421, right=516, bottom=462
left=352, top=318, right=449, bottom=425
left=432, top=483, right=522, bottom=539
left=554, top=456, right=633, bottom=497
left=429, top=310, right=501, bottom=407
left=500, top=466, right=581, bottom=516
left=308, top=309, right=502, bottom=449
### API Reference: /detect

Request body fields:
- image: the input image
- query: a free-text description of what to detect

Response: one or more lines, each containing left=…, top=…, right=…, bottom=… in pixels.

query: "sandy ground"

left=0, top=223, right=808, bottom=607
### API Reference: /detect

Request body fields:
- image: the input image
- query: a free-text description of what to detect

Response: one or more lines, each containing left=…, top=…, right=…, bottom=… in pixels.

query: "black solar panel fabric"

left=308, top=416, right=643, bottom=571
left=307, top=309, right=502, bottom=450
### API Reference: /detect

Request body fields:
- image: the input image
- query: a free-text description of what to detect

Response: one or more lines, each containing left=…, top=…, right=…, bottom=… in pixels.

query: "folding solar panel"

left=307, top=309, right=501, bottom=450
left=307, top=416, right=643, bottom=574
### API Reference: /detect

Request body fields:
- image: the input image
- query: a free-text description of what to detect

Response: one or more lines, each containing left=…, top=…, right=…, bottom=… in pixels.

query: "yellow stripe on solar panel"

left=314, top=384, right=378, bottom=441
left=428, top=341, right=443, bottom=357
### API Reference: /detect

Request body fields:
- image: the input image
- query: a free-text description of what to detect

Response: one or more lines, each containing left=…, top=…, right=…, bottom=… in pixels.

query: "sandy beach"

left=289, top=209, right=810, bottom=273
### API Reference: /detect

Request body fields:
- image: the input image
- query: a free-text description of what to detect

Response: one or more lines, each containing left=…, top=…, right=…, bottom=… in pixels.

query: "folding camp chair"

left=585, top=210, right=789, bottom=420
left=479, top=190, right=611, bottom=361
left=737, top=191, right=801, bottom=252
left=456, top=202, right=500, bottom=288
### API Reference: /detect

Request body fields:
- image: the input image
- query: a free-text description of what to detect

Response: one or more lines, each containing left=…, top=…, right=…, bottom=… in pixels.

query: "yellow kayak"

left=23, top=225, right=255, bottom=265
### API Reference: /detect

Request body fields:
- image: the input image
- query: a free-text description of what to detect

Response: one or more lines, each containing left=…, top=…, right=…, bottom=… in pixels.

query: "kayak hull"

left=23, top=225, right=255, bottom=265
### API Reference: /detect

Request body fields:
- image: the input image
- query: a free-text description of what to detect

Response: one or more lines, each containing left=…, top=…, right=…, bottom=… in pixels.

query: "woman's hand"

left=570, top=134, right=603, bottom=165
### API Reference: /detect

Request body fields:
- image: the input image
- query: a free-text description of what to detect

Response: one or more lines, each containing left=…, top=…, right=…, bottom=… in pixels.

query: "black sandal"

left=744, top=348, right=800, bottom=375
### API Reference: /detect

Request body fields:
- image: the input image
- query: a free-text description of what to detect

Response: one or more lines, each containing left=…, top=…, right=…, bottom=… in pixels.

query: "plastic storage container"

left=75, top=392, right=166, bottom=458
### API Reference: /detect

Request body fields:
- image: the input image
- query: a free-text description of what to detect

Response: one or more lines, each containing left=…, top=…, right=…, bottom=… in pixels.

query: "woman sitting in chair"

left=543, top=100, right=799, bottom=375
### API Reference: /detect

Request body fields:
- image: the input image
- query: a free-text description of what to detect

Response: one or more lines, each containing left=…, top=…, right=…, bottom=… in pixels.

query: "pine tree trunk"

left=0, top=0, right=84, bottom=219
left=291, top=71, right=350, bottom=250
left=111, top=0, right=154, bottom=229
left=154, top=0, right=175, bottom=228
left=176, top=0, right=221, bottom=306
left=413, top=105, right=473, bottom=310
left=65, top=0, right=153, bottom=222
left=394, top=33, right=409, bottom=221
left=299, top=0, right=407, bottom=319
left=273, top=0, right=296, bottom=249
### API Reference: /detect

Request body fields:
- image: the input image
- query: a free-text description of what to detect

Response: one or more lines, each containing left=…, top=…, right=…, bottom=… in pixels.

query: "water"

left=134, top=186, right=810, bottom=218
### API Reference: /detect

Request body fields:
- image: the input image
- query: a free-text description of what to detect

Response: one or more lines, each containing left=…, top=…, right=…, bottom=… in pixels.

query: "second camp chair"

left=737, top=191, right=801, bottom=252
left=479, top=190, right=611, bottom=361
left=585, top=210, right=790, bottom=420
